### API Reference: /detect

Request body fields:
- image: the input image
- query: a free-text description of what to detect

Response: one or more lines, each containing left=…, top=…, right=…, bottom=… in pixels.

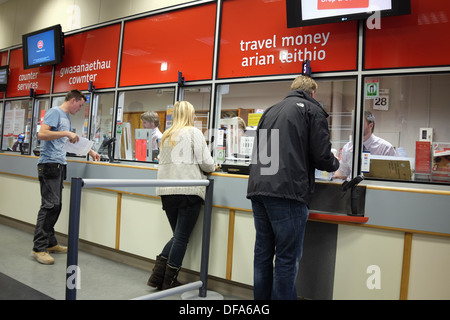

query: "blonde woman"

left=147, top=101, right=215, bottom=290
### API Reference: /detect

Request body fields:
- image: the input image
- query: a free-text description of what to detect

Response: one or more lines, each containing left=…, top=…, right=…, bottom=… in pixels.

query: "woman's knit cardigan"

left=156, top=126, right=215, bottom=200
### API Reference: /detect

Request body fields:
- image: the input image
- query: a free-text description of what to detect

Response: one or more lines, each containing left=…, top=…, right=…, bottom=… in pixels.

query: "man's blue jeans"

left=251, top=195, right=309, bottom=300
left=33, top=163, right=66, bottom=252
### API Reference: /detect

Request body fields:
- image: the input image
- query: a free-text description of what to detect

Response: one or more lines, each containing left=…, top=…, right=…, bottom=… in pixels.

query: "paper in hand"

left=64, top=137, right=94, bottom=155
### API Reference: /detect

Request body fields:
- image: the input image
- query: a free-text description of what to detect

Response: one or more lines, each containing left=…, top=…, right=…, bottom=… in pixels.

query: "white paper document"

left=64, top=137, right=94, bottom=155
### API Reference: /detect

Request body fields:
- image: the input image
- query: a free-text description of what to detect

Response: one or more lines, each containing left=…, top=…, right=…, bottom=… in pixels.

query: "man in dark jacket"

left=247, top=75, right=339, bottom=300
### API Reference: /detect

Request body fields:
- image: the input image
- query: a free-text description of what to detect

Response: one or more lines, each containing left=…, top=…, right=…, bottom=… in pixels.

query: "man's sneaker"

left=31, top=251, right=55, bottom=265
left=47, top=244, right=67, bottom=254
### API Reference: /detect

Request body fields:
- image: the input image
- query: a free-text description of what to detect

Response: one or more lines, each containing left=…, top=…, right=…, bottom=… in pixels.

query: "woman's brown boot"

left=162, top=264, right=183, bottom=290
left=147, top=255, right=167, bottom=289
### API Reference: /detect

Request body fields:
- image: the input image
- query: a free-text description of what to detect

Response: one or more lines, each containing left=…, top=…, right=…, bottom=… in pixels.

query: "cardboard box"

left=364, top=159, right=412, bottom=180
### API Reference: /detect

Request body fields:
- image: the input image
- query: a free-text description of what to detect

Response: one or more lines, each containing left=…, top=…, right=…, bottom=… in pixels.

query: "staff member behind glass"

left=141, top=110, right=163, bottom=152
left=31, top=90, right=100, bottom=265
left=333, top=110, right=397, bottom=180
left=247, top=75, right=339, bottom=300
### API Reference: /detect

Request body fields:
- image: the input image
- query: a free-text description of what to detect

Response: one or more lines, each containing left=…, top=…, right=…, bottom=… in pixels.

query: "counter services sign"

left=6, top=48, right=52, bottom=98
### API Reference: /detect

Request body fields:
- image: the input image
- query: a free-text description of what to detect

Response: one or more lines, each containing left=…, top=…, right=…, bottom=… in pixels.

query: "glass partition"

left=180, top=86, right=211, bottom=136
left=362, top=73, right=450, bottom=184
left=31, top=98, right=50, bottom=155
left=215, top=79, right=357, bottom=178
left=1, top=99, right=33, bottom=154
left=89, top=92, right=115, bottom=160
left=116, top=88, right=175, bottom=162
left=0, top=101, right=3, bottom=144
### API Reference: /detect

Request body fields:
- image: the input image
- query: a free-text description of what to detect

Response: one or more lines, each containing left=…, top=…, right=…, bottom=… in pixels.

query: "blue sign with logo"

left=26, top=29, right=56, bottom=66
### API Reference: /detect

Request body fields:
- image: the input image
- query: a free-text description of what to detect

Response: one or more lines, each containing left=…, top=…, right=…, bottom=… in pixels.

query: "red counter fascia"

left=365, top=0, right=450, bottom=69
left=218, top=0, right=358, bottom=79
left=119, top=3, right=217, bottom=86
left=53, top=23, right=121, bottom=93
left=309, top=212, right=369, bottom=224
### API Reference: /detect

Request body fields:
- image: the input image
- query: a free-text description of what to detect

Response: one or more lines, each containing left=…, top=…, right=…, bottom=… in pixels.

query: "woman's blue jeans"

left=160, top=202, right=201, bottom=268
left=251, top=195, right=309, bottom=300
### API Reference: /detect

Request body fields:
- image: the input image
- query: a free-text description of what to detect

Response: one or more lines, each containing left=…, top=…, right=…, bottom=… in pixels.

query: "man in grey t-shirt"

left=31, top=90, right=100, bottom=265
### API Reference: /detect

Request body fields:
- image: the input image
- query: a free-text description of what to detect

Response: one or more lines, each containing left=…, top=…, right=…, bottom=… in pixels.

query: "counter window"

left=31, top=98, right=50, bottom=156
left=115, top=88, right=175, bottom=162
left=0, top=102, right=3, bottom=144
left=215, top=79, right=357, bottom=178
left=89, top=92, right=115, bottom=160
left=1, top=99, right=33, bottom=154
left=180, top=86, right=211, bottom=136
left=361, top=74, right=450, bottom=184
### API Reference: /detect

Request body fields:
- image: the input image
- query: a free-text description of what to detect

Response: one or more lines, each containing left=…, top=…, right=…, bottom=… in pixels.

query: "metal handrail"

left=65, top=177, right=214, bottom=300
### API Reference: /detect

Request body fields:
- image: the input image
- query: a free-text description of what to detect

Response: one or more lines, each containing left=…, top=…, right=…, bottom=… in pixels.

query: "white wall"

left=0, top=0, right=193, bottom=49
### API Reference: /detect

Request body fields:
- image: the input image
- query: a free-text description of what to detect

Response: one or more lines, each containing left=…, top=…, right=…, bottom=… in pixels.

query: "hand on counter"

left=89, top=149, right=101, bottom=161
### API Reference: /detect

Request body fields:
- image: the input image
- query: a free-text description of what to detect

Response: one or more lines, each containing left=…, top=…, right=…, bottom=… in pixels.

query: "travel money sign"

left=218, top=0, right=358, bottom=78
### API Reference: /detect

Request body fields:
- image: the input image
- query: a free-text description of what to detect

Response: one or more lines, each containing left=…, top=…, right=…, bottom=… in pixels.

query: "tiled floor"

left=0, top=223, right=250, bottom=300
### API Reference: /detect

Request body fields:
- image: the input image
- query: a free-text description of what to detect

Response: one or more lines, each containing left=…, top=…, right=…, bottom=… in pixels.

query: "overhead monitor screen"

left=22, top=24, right=63, bottom=69
left=0, top=65, right=8, bottom=91
left=302, top=0, right=391, bottom=22
left=286, top=0, right=410, bottom=28
left=26, top=29, right=57, bottom=66
left=0, top=67, right=7, bottom=85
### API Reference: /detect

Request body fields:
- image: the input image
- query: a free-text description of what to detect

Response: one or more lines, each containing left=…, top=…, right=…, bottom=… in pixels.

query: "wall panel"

left=408, top=234, right=450, bottom=300
left=333, top=225, right=404, bottom=299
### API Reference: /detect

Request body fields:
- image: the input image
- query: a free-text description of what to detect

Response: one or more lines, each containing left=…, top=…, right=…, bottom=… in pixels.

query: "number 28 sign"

left=373, top=89, right=390, bottom=111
